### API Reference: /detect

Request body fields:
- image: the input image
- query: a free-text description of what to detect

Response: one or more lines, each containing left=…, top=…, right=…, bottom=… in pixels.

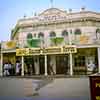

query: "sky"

left=0, top=0, right=100, bottom=41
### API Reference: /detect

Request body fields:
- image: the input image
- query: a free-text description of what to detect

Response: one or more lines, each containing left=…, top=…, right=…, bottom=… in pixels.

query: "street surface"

left=0, top=77, right=90, bottom=100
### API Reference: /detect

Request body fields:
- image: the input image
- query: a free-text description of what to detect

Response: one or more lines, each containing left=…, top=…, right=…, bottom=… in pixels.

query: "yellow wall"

left=3, top=53, right=16, bottom=65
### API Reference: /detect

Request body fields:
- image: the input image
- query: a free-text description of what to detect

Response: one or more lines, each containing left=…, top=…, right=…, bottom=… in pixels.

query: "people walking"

left=49, top=61, right=55, bottom=75
left=3, top=62, right=9, bottom=76
left=16, top=61, right=21, bottom=76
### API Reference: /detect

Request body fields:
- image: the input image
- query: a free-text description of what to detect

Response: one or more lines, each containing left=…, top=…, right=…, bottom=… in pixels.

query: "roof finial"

left=23, top=14, right=26, bottom=18
left=80, top=6, right=86, bottom=12
left=69, top=8, right=72, bottom=13
left=50, top=0, right=54, bottom=8
left=34, top=12, right=37, bottom=16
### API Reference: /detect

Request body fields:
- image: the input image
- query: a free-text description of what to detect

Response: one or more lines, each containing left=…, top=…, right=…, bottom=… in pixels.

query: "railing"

left=1, top=37, right=67, bottom=50
left=1, top=36, right=100, bottom=50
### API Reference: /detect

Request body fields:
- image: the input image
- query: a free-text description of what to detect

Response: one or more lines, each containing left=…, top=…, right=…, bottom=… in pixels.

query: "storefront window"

left=74, top=56, right=85, bottom=67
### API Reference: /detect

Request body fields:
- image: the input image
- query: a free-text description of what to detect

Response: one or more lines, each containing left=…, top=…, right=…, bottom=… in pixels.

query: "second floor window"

left=27, top=33, right=33, bottom=39
left=62, top=30, right=68, bottom=37
left=38, top=32, right=44, bottom=38
left=96, top=28, right=100, bottom=39
left=74, top=29, right=81, bottom=35
left=49, top=31, right=56, bottom=38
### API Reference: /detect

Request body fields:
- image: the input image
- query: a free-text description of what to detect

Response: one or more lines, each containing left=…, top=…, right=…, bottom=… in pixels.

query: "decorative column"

left=97, top=47, right=100, bottom=73
left=34, top=57, right=40, bottom=75
left=68, top=30, right=73, bottom=76
left=21, top=56, right=24, bottom=76
left=50, top=55, right=56, bottom=74
left=0, top=53, right=3, bottom=76
left=69, top=53, right=73, bottom=76
left=44, top=55, right=48, bottom=76
left=37, top=58, right=40, bottom=75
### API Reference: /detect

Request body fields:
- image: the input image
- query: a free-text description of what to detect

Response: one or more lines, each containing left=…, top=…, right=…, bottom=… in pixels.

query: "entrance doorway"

left=24, top=56, right=45, bottom=75
left=56, top=55, right=69, bottom=74
left=24, top=56, right=34, bottom=75
left=39, top=56, right=45, bottom=75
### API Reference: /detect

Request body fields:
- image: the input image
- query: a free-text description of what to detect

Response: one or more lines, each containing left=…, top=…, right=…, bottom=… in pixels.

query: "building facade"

left=1, top=8, right=100, bottom=76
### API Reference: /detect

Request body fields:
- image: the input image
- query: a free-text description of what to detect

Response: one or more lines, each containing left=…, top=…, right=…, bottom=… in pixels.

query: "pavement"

left=0, top=96, right=89, bottom=100
left=0, top=77, right=91, bottom=100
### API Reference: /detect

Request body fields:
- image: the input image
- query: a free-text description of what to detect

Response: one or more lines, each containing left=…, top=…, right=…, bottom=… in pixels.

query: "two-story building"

left=1, top=7, right=100, bottom=76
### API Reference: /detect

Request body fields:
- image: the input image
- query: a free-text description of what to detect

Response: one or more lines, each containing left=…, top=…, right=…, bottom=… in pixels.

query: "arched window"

left=74, top=29, right=81, bottom=35
left=33, top=33, right=36, bottom=37
left=27, top=33, right=33, bottom=39
left=96, top=28, right=100, bottom=39
left=96, top=28, right=100, bottom=33
left=49, top=31, right=56, bottom=37
left=62, top=30, right=68, bottom=37
left=38, top=32, right=44, bottom=38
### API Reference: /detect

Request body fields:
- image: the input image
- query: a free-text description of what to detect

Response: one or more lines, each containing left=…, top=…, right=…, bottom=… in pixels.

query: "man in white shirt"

left=16, top=61, right=21, bottom=75
left=87, top=62, right=96, bottom=73
left=4, top=63, right=9, bottom=76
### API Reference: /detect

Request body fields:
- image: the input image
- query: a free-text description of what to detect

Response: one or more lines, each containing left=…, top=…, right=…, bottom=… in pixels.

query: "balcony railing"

left=1, top=36, right=100, bottom=50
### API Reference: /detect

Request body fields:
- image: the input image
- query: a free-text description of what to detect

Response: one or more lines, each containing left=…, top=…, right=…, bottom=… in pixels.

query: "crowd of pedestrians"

left=3, top=60, right=21, bottom=76
left=3, top=59, right=55, bottom=76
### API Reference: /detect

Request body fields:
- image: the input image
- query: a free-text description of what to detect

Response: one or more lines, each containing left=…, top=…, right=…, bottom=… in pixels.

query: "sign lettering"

left=96, top=96, right=100, bottom=100
left=90, top=76, right=100, bottom=100
left=16, top=46, right=77, bottom=56
left=96, top=83, right=100, bottom=88
left=43, top=47, right=61, bottom=54
left=63, top=47, right=77, bottom=53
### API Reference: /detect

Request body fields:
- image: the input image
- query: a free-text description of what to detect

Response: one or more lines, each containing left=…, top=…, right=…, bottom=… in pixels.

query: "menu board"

left=89, top=76, right=100, bottom=100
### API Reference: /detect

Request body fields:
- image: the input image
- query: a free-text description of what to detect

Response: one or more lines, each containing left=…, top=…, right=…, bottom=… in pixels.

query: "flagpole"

left=50, top=0, right=54, bottom=8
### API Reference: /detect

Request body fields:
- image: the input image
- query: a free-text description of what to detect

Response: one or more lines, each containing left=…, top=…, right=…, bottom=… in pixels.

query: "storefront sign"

left=63, top=46, right=77, bottom=53
left=16, top=48, right=29, bottom=56
left=89, top=76, right=100, bottom=100
left=43, top=47, right=61, bottom=54
left=16, top=48, right=41, bottom=56
left=16, top=46, right=77, bottom=56
left=39, top=10, right=67, bottom=22
left=28, top=48, right=41, bottom=55
left=2, top=41, right=16, bottom=50
left=79, top=35, right=89, bottom=44
left=39, top=15, right=67, bottom=22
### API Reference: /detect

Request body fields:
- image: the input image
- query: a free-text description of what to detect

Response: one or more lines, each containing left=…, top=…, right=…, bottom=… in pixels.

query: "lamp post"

left=50, top=0, right=54, bottom=8
left=0, top=42, right=3, bottom=76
